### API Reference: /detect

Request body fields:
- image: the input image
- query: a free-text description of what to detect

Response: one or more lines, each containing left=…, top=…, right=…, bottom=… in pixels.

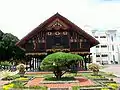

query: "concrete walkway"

left=100, top=65, right=120, bottom=77
left=100, top=64, right=120, bottom=84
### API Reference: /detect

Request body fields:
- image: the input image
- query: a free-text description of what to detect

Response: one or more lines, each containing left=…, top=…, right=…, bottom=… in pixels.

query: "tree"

left=0, top=30, right=4, bottom=40
left=0, top=30, right=25, bottom=61
left=40, top=52, right=83, bottom=79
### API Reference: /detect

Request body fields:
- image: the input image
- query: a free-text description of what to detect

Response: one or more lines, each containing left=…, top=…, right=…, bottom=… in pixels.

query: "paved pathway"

left=0, top=81, right=12, bottom=86
left=26, top=78, right=44, bottom=86
left=100, top=64, right=120, bottom=84
left=100, top=65, right=120, bottom=77
left=26, top=77, right=94, bottom=88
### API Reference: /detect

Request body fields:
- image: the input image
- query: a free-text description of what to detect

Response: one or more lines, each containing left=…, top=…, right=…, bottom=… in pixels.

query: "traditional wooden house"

left=16, top=13, right=99, bottom=71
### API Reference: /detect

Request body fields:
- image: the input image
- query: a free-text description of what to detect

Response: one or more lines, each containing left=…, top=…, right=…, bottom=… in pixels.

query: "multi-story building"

left=90, top=30, right=120, bottom=64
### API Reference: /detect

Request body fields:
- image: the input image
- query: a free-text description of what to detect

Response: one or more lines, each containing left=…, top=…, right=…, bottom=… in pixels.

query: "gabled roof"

left=16, top=13, right=99, bottom=48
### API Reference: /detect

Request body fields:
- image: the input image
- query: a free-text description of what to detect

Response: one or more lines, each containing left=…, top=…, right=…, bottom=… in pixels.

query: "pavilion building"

left=16, top=13, right=99, bottom=71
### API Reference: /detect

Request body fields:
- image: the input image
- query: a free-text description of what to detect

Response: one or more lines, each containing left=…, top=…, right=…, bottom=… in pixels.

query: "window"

left=113, top=55, right=115, bottom=61
left=102, top=54, right=108, bottom=57
left=112, top=45, right=114, bottom=51
left=54, top=36, right=61, bottom=45
left=111, top=36, right=113, bottom=41
left=96, top=60, right=100, bottom=63
left=100, top=36, right=106, bottom=38
left=101, top=45, right=107, bottom=48
left=95, top=36, right=98, bottom=38
left=96, top=46, right=99, bottom=48
left=96, top=55, right=100, bottom=57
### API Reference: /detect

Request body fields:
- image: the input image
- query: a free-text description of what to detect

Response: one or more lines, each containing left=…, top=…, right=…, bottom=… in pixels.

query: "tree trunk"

left=54, top=70, right=62, bottom=79
left=93, top=71, right=98, bottom=76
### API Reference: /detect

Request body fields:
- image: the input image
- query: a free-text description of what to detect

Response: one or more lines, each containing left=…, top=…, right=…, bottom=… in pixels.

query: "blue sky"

left=0, top=0, right=120, bottom=39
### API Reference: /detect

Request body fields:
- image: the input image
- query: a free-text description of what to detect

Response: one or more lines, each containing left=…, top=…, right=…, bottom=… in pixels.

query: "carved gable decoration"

left=47, top=18, right=69, bottom=30
left=16, top=13, right=99, bottom=51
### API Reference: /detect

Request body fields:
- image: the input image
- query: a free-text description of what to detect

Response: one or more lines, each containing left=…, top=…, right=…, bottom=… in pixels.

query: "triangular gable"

left=16, top=13, right=99, bottom=48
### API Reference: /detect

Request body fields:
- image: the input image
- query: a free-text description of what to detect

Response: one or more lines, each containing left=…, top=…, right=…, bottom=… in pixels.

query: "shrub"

left=15, top=77, right=29, bottom=81
left=1, top=70, right=18, bottom=80
left=0, top=61, right=12, bottom=70
left=40, top=52, right=83, bottom=79
left=107, top=83, right=118, bottom=90
left=3, top=83, right=14, bottom=90
left=88, top=63, right=99, bottom=75
left=0, top=61, right=12, bottom=66
left=16, top=63, right=26, bottom=77
left=12, top=81, right=25, bottom=88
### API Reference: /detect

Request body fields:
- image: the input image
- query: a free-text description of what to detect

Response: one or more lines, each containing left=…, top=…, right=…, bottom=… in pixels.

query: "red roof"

left=16, top=13, right=99, bottom=48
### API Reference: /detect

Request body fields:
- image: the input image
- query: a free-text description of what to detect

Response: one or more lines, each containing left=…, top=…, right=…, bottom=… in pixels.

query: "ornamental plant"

left=40, top=52, right=83, bottom=79
left=16, top=63, right=26, bottom=77
left=107, top=83, right=118, bottom=90
left=88, top=63, right=100, bottom=75
left=0, top=61, right=12, bottom=70
left=3, top=83, right=14, bottom=90
left=15, top=77, right=29, bottom=81
left=1, top=70, right=18, bottom=80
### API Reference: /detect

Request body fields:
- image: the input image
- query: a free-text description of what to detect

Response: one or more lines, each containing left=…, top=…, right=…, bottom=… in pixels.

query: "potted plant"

left=88, top=63, right=99, bottom=75
left=16, top=63, right=26, bottom=77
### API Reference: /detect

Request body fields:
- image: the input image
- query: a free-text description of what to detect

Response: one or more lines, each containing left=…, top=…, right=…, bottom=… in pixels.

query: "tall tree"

left=0, top=30, right=4, bottom=40
left=0, top=30, right=25, bottom=61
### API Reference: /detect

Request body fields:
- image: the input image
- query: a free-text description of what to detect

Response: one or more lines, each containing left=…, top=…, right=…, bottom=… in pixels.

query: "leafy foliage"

left=16, top=63, right=26, bottom=77
left=1, top=70, right=18, bottom=80
left=12, top=81, right=25, bottom=89
left=106, top=83, right=119, bottom=90
left=15, top=77, right=29, bottom=81
left=0, top=61, right=12, bottom=66
left=3, top=83, right=14, bottom=90
left=2, top=74, right=20, bottom=80
left=0, top=30, right=25, bottom=61
left=88, top=63, right=100, bottom=75
left=40, top=52, right=83, bottom=79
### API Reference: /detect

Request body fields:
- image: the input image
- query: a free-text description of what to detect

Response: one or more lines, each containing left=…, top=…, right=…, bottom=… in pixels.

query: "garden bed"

left=1, top=71, right=120, bottom=90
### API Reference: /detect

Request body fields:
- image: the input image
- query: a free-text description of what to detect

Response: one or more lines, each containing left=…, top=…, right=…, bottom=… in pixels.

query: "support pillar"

left=84, top=55, right=87, bottom=70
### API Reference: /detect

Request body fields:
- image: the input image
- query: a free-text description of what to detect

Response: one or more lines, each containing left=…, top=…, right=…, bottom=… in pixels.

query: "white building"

left=90, top=30, right=120, bottom=64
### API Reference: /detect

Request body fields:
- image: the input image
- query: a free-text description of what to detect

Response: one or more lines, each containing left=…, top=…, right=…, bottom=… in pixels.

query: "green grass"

left=80, top=72, right=92, bottom=77
left=100, top=72, right=116, bottom=78
left=2, top=74, right=21, bottom=80
left=80, top=71, right=116, bottom=79
left=25, top=74, right=54, bottom=78
left=3, top=80, right=47, bottom=90
left=72, top=86, right=80, bottom=90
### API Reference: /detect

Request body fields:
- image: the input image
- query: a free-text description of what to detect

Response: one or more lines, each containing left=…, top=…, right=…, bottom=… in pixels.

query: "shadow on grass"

left=45, top=77, right=75, bottom=81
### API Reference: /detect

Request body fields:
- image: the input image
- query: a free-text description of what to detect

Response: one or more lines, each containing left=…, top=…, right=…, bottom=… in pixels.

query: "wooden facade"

left=16, top=13, right=99, bottom=71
